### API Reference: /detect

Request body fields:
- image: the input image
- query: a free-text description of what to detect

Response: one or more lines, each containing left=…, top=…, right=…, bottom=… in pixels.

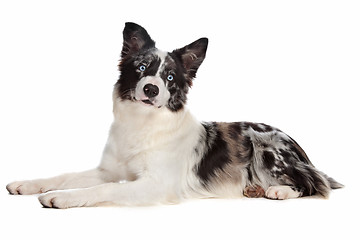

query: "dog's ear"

left=121, top=22, right=155, bottom=58
left=173, top=38, right=208, bottom=79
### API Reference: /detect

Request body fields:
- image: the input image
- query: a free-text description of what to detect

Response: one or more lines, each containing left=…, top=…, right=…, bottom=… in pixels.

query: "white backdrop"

left=1, top=0, right=359, bottom=239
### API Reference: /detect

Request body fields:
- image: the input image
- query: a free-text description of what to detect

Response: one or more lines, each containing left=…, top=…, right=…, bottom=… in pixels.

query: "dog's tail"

left=288, top=137, right=344, bottom=196
left=326, top=176, right=344, bottom=190
left=290, top=158, right=345, bottom=198
left=298, top=164, right=344, bottom=198
left=319, top=174, right=344, bottom=198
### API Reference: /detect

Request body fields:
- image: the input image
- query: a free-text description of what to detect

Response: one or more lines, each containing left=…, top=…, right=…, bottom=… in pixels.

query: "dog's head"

left=115, top=22, right=208, bottom=112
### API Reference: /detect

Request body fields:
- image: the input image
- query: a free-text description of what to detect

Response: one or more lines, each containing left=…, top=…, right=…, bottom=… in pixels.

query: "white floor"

left=1, top=186, right=356, bottom=240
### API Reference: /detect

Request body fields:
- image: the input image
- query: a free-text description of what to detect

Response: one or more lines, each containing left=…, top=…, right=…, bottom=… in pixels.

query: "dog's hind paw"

left=265, top=186, right=301, bottom=200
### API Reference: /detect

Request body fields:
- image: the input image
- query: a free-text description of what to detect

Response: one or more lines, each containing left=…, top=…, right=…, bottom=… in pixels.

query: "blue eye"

left=139, top=65, right=146, bottom=72
left=167, top=74, right=174, bottom=81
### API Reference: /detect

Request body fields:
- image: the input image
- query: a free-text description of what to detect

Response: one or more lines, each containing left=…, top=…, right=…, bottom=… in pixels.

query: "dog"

left=6, top=22, right=343, bottom=208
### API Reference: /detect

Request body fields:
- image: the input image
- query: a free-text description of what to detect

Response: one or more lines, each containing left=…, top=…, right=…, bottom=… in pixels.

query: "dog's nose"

left=143, top=84, right=159, bottom=98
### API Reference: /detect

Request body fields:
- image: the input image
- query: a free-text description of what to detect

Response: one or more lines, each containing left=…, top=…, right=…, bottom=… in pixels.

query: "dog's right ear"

left=121, top=22, right=155, bottom=58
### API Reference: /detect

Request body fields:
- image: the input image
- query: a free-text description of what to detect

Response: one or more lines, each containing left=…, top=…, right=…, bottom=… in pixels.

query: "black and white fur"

left=7, top=23, right=343, bottom=208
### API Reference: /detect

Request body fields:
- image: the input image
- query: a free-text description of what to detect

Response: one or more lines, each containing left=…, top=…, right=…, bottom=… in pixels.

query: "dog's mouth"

left=141, top=99, right=154, bottom=105
left=139, top=99, right=162, bottom=108
left=134, top=96, right=162, bottom=108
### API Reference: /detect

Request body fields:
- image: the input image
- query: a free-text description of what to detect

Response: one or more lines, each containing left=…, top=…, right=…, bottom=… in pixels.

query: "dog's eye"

left=167, top=74, right=174, bottom=81
left=139, top=65, right=146, bottom=72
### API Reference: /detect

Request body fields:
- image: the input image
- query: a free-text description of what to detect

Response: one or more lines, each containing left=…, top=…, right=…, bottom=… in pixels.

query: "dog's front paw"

left=6, top=180, right=47, bottom=195
left=38, top=191, right=91, bottom=209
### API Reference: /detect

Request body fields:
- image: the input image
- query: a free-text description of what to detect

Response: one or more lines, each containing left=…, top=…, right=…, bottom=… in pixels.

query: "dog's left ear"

left=173, top=38, right=208, bottom=79
left=121, top=22, right=156, bottom=58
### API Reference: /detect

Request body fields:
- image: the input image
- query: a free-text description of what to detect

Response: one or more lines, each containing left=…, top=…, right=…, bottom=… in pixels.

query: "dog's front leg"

left=38, top=178, right=173, bottom=208
left=6, top=168, right=119, bottom=195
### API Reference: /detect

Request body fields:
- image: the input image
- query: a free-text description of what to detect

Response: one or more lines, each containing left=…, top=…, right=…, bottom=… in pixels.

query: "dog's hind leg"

left=6, top=168, right=119, bottom=195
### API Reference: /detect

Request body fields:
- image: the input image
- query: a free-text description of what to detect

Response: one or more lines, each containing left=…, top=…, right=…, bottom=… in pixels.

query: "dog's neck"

left=112, top=95, right=196, bottom=134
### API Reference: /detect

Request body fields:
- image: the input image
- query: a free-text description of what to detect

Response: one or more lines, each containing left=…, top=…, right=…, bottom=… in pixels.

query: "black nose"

left=143, top=84, right=159, bottom=98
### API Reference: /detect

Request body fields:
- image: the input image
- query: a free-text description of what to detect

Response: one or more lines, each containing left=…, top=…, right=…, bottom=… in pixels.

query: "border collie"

left=7, top=22, right=343, bottom=208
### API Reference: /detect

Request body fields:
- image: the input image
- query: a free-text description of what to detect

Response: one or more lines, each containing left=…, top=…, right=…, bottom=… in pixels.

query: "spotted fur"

left=195, top=122, right=343, bottom=198
left=6, top=22, right=343, bottom=208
